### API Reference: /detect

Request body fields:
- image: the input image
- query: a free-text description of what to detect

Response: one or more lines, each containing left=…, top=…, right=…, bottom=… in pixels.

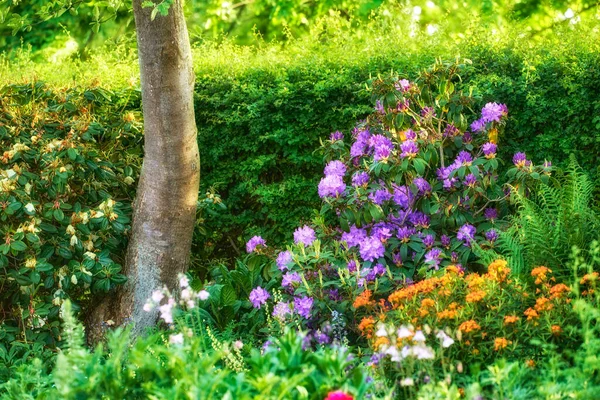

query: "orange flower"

left=459, top=320, right=481, bottom=333
left=524, top=307, right=539, bottom=321
left=534, top=297, right=553, bottom=312
left=549, top=284, right=570, bottom=299
left=358, top=317, right=375, bottom=334
left=388, top=277, right=443, bottom=304
left=526, top=359, right=536, bottom=368
left=580, top=272, right=599, bottom=285
left=448, top=302, right=460, bottom=310
left=551, top=325, right=562, bottom=335
left=487, top=259, right=510, bottom=282
left=494, top=337, right=511, bottom=351
left=421, top=298, right=435, bottom=308
left=446, top=265, right=464, bottom=276
left=531, top=266, right=552, bottom=285
left=466, top=290, right=487, bottom=303
left=504, top=315, right=520, bottom=325
left=466, top=273, right=485, bottom=290
left=373, top=336, right=390, bottom=350
left=353, top=290, right=375, bottom=309
left=437, top=309, right=459, bottom=320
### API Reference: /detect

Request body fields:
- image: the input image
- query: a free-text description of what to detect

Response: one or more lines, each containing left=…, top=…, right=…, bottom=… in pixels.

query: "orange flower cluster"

left=373, top=336, right=390, bottom=350
left=466, top=290, right=487, bottom=303
left=459, top=320, right=481, bottom=333
left=524, top=308, right=539, bottom=321
left=353, top=289, right=375, bottom=309
left=551, top=325, right=562, bottom=335
left=358, top=317, right=375, bottom=337
left=504, top=315, right=520, bottom=325
left=580, top=272, right=598, bottom=285
left=534, top=297, right=553, bottom=312
left=494, top=337, right=511, bottom=351
left=487, top=259, right=511, bottom=282
left=531, top=266, right=552, bottom=285
left=549, top=284, right=570, bottom=299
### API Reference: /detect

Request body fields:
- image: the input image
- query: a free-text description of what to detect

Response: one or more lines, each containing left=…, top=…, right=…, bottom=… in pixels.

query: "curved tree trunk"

left=86, top=0, right=199, bottom=342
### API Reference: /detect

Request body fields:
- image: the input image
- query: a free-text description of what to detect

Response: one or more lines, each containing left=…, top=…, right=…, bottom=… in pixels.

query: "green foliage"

left=0, top=300, right=372, bottom=399
left=483, top=157, right=600, bottom=277
left=0, top=82, right=141, bottom=381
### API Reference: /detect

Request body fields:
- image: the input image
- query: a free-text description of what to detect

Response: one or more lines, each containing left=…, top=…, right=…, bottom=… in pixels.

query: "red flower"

left=325, top=391, right=354, bottom=400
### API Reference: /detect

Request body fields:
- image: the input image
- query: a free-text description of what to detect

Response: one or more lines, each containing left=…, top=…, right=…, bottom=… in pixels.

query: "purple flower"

left=272, top=302, right=291, bottom=320
left=294, top=225, right=316, bottom=246
left=276, top=250, right=293, bottom=271
left=351, top=172, right=369, bottom=187
left=369, top=134, right=394, bottom=161
left=375, top=100, right=385, bottom=114
left=246, top=236, right=266, bottom=253
left=372, top=223, right=394, bottom=242
left=482, top=142, right=497, bottom=159
left=330, top=131, right=344, bottom=141
left=395, top=79, right=411, bottom=92
left=441, top=234, right=451, bottom=248
left=318, top=175, right=346, bottom=198
left=347, top=260, right=357, bottom=273
left=397, top=99, right=410, bottom=112
left=315, top=331, right=331, bottom=345
left=249, top=287, right=270, bottom=309
left=404, top=129, right=417, bottom=140
left=423, top=234, right=435, bottom=248
left=328, top=289, right=342, bottom=301
left=421, top=107, right=435, bottom=119
left=369, top=188, right=392, bottom=205
left=341, top=225, right=367, bottom=248
left=397, top=226, right=416, bottom=242
left=485, top=229, right=498, bottom=243
left=393, top=185, right=414, bottom=209
left=400, top=140, right=419, bottom=158
left=513, top=152, right=530, bottom=168
left=544, top=160, right=552, bottom=169
left=481, top=102, right=507, bottom=123
left=410, top=211, right=430, bottom=228
left=463, top=131, right=473, bottom=144
left=443, top=124, right=460, bottom=138
left=324, top=160, right=347, bottom=177
left=392, top=252, right=403, bottom=266
left=282, top=271, right=302, bottom=288
left=424, top=248, right=443, bottom=269
left=413, top=177, right=431, bottom=196
left=484, top=207, right=498, bottom=221
left=456, top=224, right=476, bottom=246
left=463, top=173, right=478, bottom=187
left=470, top=118, right=486, bottom=133
left=294, top=296, right=314, bottom=319
left=359, top=236, right=385, bottom=262
left=456, top=151, right=473, bottom=166
left=350, top=141, right=367, bottom=158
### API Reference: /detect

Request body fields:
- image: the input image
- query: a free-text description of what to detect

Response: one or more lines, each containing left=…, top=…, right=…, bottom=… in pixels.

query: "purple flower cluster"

left=359, top=236, right=385, bottom=261
left=369, top=134, right=394, bottom=161
left=330, top=131, right=344, bottom=141
left=282, top=271, right=302, bottom=287
left=369, top=188, right=392, bottom=205
left=395, top=79, right=411, bottom=92
left=294, top=296, right=314, bottom=319
left=424, top=248, right=443, bottom=269
left=294, top=225, right=316, bottom=246
left=324, top=160, right=347, bottom=177
left=246, top=236, right=266, bottom=253
left=318, top=175, right=346, bottom=198
left=276, top=250, right=293, bottom=271
left=513, top=152, right=531, bottom=168
left=350, top=128, right=371, bottom=158
left=249, top=287, right=270, bottom=309
left=482, top=142, right=497, bottom=159
left=485, top=229, right=498, bottom=243
left=400, top=140, right=419, bottom=158
left=413, top=177, right=431, bottom=196
left=393, top=185, right=414, bottom=209
left=352, top=171, right=369, bottom=187
left=456, top=224, right=476, bottom=246
left=481, top=102, right=508, bottom=123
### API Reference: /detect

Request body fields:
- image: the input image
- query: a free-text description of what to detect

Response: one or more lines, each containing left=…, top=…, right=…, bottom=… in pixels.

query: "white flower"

left=151, top=290, right=164, bottom=303
left=375, top=323, right=388, bottom=337
left=413, top=330, right=426, bottom=342
left=179, top=275, right=189, bottom=288
left=385, top=346, right=402, bottom=362
left=25, top=203, right=35, bottom=213
left=233, top=340, right=243, bottom=350
left=143, top=302, right=153, bottom=312
left=397, top=325, right=413, bottom=339
left=84, top=251, right=97, bottom=260
left=186, top=300, right=195, bottom=309
left=71, top=274, right=78, bottom=285
left=181, top=288, right=192, bottom=300
left=436, top=330, right=455, bottom=348
left=413, top=345, right=435, bottom=360
left=197, top=290, right=209, bottom=300
left=158, top=299, right=175, bottom=324
left=70, top=235, right=79, bottom=247
left=169, top=333, right=184, bottom=345
left=400, top=377, right=414, bottom=387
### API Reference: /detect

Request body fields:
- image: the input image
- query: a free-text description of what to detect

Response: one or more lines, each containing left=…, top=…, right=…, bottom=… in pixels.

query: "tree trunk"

left=86, top=0, right=199, bottom=342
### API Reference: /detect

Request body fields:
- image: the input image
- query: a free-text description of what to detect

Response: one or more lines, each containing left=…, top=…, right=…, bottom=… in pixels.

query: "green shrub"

left=0, top=82, right=141, bottom=380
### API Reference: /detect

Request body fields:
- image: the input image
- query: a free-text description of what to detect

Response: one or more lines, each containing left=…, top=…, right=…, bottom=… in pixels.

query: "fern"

left=497, top=156, right=600, bottom=278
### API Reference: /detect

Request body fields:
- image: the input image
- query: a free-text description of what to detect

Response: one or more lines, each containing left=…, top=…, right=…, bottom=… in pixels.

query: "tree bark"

left=86, top=0, right=199, bottom=342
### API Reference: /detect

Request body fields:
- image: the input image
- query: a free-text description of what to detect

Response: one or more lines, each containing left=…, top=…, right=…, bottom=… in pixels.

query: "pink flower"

left=325, top=391, right=354, bottom=400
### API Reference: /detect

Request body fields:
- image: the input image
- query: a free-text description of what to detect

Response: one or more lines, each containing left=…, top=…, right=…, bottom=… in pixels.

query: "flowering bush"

left=0, top=83, right=140, bottom=380
left=243, top=60, right=552, bottom=347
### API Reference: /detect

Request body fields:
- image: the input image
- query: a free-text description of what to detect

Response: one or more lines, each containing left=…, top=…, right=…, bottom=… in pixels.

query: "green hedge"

left=194, top=34, right=600, bottom=263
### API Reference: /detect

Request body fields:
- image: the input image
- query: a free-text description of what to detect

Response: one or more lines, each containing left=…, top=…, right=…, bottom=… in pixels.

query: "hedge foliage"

left=194, top=27, right=600, bottom=262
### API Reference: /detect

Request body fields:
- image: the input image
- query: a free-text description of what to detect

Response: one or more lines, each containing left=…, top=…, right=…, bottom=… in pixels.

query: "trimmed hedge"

left=194, top=36, right=600, bottom=263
